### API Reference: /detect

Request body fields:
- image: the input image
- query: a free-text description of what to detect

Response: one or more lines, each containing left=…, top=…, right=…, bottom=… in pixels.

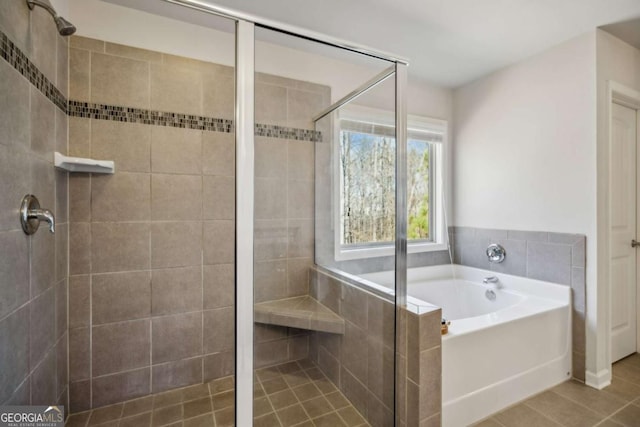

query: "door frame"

left=600, top=80, right=640, bottom=388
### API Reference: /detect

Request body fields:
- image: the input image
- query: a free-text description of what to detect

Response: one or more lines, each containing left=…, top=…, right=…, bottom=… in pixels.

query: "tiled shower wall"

left=450, top=226, right=587, bottom=380
left=66, top=35, right=330, bottom=411
left=0, top=0, right=69, bottom=409
left=308, top=268, right=396, bottom=426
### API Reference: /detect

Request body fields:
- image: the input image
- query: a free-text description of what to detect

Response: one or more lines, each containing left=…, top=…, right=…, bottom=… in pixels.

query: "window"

left=335, top=106, right=446, bottom=260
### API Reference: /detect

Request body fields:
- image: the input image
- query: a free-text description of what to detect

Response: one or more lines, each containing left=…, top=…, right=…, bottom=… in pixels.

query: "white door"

left=610, top=102, right=638, bottom=362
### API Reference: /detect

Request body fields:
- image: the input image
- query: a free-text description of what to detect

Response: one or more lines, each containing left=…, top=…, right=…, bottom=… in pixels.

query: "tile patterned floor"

left=65, top=359, right=370, bottom=427
left=474, top=353, right=640, bottom=427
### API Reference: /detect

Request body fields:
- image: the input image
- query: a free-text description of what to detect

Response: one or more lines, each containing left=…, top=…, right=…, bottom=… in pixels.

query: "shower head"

left=54, top=16, right=76, bottom=36
left=26, top=0, right=76, bottom=36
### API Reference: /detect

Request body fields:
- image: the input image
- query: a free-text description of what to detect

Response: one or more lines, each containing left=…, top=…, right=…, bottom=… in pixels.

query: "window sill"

left=335, top=241, right=448, bottom=261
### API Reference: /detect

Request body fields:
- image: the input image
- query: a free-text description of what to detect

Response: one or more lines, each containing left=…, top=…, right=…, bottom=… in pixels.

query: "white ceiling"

left=106, top=0, right=640, bottom=88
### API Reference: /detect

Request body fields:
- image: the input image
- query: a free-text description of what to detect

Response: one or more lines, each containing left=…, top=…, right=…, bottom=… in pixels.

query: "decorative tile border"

left=0, top=28, right=322, bottom=142
left=68, top=101, right=323, bottom=142
left=255, top=123, right=322, bottom=142
left=68, top=100, right=233, bottom=132
left=0, top=29, right=67, bottom=112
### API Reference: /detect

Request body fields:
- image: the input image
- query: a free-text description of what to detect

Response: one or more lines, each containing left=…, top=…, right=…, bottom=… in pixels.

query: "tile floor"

left=65, top=359, right=370, bottom=427
left=475, top=353, right=640, bottom=427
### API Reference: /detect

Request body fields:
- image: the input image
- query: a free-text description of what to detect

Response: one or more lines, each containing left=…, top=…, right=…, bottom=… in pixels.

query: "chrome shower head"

left=26, top=0, right=76, bottom=36
left=54, top=16, right=76, bottom=36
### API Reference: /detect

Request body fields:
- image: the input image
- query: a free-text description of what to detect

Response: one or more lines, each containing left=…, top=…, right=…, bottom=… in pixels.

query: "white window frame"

left=334, top=105, right=448, bottom=261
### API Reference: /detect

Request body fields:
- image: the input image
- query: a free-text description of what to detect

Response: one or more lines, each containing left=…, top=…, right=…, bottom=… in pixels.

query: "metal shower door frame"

left=158, top=2, right=409, bottom=425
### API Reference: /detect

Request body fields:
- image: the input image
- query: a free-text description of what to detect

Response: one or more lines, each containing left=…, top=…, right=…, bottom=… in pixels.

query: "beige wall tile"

left=68, top=116, right=91, bottom=158
left=69, top=48, right=90, bottom=101
left=92, top=121, right=151, bottom=173
left=91, top=173, right=151, bottom=222
left=54, top=278, right=67, bottom=339
left=287, top=89, right=326, bottom=130
left=255, top=340, right=289, bottom=369
left=254, top=260, right=287, bottom=303
left=105, top=42, right=162, bottom=63
left=70, top=36, right=105, bottom=52
left=288, top=180, right=314, bottom=219
left=419, top=346, right=442, bottom=420
left=0, top=0, right=30, bottom=54
left=0, top=61, right=30, bottom=151
left=151, top=127, right=202, bottom=174
left=57, top=37, right=69, bottom=98
left=30, top=88, right=56, bottom=158
left=152, top=357, right=203, bottom=393
left=0, top=146, right=30, bottom=231
left=92, top=368, right=150, bottom=408
left=152, top=312, right=203, bottom=364
left=287, top=219, right=313, bottom=259
left=92, top=271, right=151, bottom=324
left=69, top=275, right=90, bottom=329
left=203, top=351, right=234, bottom=382
left=419, top=309, right=442, bottom=351
left=203, top=307, right=234, bottom=354
left=255, top=219, right=288, bottom=261
left=203, top=221, right=234, bottom=265
left=151, top=222, right=202, bottom=268
left=150, top=63, right=202, bottom=115
left=151, top=266, right=202, bottom=316
left=0, top=231, right=29, bottom=319
left=288, top=140, right=314, bottom=180
left=69, top=381, right=91, bottom=413
left=70, top=223, right=91, bottom=275
left=202, top=131, right=235, bottom=176
left=255, top=137, right=287, bottom=179
left=91, top=52, right=150, bottom=108
left=91, top=223, right=150, bottom=273
left=92, top=319, right=151, bottom=376
left=256, top=83, right=287, bottom=126
left=29, top=6, right=56, bottom=83
left=203, top=264, right=234, bottom=310
left=151, top=174, right=202, bottom=221
left=255, top=178, right=287, bottom=220
left=29, top=287, right=55, bottom=367
left=69, top=174, right=91, bottom=223
left=203, top=176, right=234, bottom=220
left=287, top=258, right=312, bottom=297
left=55, top=168, right=68, bottom=224
left=69, top=327, right=90, bottom=381
left=0, top=307, right=29, bottom=403
left=202, top=74, right=234, bottom=120
left=31, top=350, right=56, bottom=405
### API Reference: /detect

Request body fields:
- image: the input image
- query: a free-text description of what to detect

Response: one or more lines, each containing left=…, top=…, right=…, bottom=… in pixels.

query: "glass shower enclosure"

left=145, top=1, right=409, bottom=425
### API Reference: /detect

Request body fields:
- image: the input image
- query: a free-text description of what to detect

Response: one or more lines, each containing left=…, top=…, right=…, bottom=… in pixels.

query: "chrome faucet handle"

left=20, top=194, right=55, bottom=235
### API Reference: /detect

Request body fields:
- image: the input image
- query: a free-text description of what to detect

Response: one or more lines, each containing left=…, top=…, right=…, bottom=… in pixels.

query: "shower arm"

left=26, top=0, right=59, bottom=18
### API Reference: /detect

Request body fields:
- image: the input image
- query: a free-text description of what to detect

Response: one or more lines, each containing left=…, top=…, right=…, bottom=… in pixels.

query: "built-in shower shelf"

left=254, top=296, right=345, bottom=334
left=54, top=152, right=115, bottom=174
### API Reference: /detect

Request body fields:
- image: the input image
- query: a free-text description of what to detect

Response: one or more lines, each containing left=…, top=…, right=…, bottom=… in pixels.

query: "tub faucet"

left=483, top=276, right=501, bottom=288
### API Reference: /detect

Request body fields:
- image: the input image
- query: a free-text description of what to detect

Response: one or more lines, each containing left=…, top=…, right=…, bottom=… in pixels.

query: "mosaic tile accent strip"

left=0, top=28, right=322, bottom=142
left=255, top=123, right=323, bottom=142
left=68, top=101, right=322, bottom=141
left=0, top=29, right=67, bottom=113
left=68, top=100, right=234, bottom=132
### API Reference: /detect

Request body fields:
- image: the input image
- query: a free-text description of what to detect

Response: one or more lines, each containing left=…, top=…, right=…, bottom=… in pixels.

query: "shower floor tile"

left=65, top=359, right=371, bottom=427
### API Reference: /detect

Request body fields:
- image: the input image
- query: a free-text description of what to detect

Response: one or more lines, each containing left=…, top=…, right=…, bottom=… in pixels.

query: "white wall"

left=453, top=32, right=598, bottom=376
left=594, top=29, right=640, bottom=386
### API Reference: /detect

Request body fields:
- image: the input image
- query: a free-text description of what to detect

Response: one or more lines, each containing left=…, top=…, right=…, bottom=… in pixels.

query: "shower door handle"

left=632, top=240, right=640, bottom=248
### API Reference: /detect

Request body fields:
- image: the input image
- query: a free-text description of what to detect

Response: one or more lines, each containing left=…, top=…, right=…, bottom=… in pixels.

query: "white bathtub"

left=361, top=265, right=571, bottom=427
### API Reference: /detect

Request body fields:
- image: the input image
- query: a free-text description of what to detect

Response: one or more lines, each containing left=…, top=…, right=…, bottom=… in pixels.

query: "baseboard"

left=585, top=368, right=611, bottom=389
